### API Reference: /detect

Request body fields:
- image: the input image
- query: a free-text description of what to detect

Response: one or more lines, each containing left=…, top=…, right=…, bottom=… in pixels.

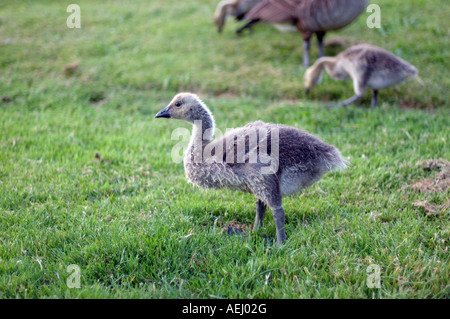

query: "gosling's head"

left=155, top=93, right=214, bottom=125
left=304, top=64, right=323, bottom=94
left=214, top=9, right=226, bottom=33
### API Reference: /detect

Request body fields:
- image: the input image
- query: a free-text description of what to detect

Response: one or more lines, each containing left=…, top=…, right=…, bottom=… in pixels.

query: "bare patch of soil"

left=413, top=200, right=449, bottom=217
left=410, top=159, right=450, bottom=193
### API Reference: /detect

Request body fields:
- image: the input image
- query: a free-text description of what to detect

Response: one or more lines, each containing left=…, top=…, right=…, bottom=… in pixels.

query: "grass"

left=0, top=0, right=449, bottom=298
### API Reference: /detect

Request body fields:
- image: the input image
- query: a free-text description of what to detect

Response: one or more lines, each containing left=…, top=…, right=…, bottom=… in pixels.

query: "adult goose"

left=238, top=0, right=369, bottom=67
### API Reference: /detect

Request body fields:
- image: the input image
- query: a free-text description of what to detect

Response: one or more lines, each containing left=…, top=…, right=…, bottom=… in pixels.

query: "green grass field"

left=0, top=0, right=449, bottom=298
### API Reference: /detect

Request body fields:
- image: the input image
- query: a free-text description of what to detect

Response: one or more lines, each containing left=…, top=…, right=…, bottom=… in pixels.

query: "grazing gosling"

left=304, top=44, right=420, bottom=107
left=155, top=93, right=347, bottom=246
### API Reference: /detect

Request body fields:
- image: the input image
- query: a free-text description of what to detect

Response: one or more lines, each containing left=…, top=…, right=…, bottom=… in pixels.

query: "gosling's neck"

left=186, top=105, right=215, bottom=163
left=311, top=57, right=338, bottom=81
left=192, top=117, right=215, bottom=142
left=214, top=0, right=233, bottom=29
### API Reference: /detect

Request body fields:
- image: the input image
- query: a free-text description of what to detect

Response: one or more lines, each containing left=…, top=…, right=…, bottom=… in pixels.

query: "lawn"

left=0, top=0, right=448, bottom=299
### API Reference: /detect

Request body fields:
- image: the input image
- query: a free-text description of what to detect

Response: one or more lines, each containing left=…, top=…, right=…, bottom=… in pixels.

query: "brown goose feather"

left=242, top=0, right=369, bottom=66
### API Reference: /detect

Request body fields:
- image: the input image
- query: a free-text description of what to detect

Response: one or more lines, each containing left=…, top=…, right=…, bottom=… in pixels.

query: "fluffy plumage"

left=304, top=44, right=420, bottom=107
left=156, top=93, right=347, bottom=246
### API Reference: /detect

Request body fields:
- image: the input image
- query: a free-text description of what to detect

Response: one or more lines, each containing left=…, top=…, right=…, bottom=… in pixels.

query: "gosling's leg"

left=252, top=177, right=285, bottom=246
left=254, top=199, right=266, bottom=229
left=271, top=206, right=286, bottom=246
left=326, top=94, right=363, bottom=108
left=371, top=90, right=378, bottom=107
left=328, top=79, right=367, bottom=108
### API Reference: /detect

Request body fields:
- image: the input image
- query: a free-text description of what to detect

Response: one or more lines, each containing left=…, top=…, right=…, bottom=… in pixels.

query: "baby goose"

left=304, top=44, right=420, bottom=107
left=155, top=93, right=347, bottom=246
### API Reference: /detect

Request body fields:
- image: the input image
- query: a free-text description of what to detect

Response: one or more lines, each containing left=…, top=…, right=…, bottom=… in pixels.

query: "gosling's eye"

left=175, top=101, right=182, bottom=107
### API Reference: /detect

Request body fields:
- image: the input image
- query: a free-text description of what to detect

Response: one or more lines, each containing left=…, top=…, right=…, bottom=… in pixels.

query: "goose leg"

left=254, top=199, right=266, bottom=229
left=303, top=39, right=311, bottom=68
left=371, top=90, right=378, bottom=107
left=235, top=19, right=260, bottom=35
left=316, top=31, right=326, bottom=58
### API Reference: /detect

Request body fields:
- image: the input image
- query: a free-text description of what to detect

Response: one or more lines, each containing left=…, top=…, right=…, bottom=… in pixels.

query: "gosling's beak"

left=155, top=106, right=171, bottom=118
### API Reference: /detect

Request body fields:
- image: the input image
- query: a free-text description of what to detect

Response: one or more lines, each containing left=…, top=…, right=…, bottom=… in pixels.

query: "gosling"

left=155, top=93, right=347, bottom=246
left=304, top=44, right=420, bottom=107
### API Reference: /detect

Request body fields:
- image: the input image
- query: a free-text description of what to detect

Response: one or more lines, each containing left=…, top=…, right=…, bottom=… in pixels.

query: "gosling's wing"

left=366, top=46, right=418, bottom=76
left=276, top=125, right=343, bottom=171
left=204, top=122, right=276, bottom=168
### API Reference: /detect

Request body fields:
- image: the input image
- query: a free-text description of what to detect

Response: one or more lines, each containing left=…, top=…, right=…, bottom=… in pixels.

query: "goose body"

left=238, top=0, right=369, bottom=66
left=304, top=44, right=419, bottom=107
left=184, top=120, right=344, bottom=196
left=155, top=93, right=347, bottom=246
